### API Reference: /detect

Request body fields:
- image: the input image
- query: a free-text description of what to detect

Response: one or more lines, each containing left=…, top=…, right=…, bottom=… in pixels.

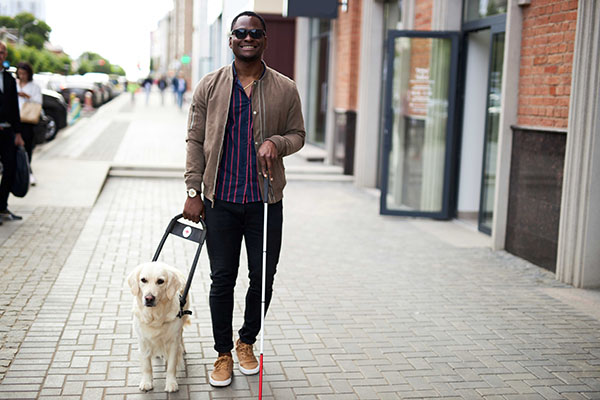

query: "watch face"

left=187, top=188, right=197, bottom=198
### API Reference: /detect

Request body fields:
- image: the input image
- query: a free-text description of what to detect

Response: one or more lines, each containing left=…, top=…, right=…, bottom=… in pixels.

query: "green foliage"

left=10, top=12, right=51, bottom=49
left=0, top=15, right=16, bottom=28
left=7, top=43, right=72, bottom=74
left=0, top=13, right=125, bottom=76
left=111, top=65, right=126, bottom=76
left=77, top=52, right=125, bottom=75
left=77, top=60, right=92, bottom=75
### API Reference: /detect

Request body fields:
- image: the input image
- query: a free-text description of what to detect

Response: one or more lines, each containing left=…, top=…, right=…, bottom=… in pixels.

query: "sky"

left=44, top=0, right=173, bottom=79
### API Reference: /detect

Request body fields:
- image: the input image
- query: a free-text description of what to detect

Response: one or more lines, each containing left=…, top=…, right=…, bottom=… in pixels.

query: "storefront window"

left=464, top=0, right=507, bottom=22
left=386, top=36, right=453, bottom=213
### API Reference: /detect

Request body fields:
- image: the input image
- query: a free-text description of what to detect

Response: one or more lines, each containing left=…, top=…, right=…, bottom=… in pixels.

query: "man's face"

left=229, top=16, right=267, bottom=63
left=0, top=45, right=6, bottom=65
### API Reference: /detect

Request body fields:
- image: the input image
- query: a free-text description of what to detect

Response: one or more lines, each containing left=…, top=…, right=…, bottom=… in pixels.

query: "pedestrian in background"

left=0, top=41, right=24, bottom=223
left=182, top=11, right=305, bottom=387
left=16, top=61, right=42, bottom=186
left=158, top=75, right=167, bottom=105
left=175, top=72, right=187, bottom=109
left=171, top=74, right=178, bottom=104
left=142, top=76, right=153, bottom=105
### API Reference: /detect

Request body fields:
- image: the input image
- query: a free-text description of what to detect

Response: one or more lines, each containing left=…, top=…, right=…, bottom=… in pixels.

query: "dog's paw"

left=139, top=380, right=153, bottom=392
left=165, top=380, right=179, bottom=392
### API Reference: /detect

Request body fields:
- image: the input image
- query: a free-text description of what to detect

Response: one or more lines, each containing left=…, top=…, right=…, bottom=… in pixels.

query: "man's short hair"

left=231, top=11, right=267, bottom=32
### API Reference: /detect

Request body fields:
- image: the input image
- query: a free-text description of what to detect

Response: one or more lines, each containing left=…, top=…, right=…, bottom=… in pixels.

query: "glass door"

left=380, top=31, right=460, bottom=218
left=478, top=30, right=505, bottom=233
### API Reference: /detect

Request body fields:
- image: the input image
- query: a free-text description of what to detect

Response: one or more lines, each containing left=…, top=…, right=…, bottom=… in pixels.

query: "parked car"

left=39, top=89, right=68, bottom=141
left=108, top=74, right=125, bottom=96
left=33, top=72, right=66, bottom=93
left=83, top=72, right=117, bottom=101
left=60, top=75, right=103, bottom=108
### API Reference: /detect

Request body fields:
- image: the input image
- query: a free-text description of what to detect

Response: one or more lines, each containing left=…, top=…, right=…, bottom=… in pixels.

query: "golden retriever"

left=127, top=261, right=189, bottom=392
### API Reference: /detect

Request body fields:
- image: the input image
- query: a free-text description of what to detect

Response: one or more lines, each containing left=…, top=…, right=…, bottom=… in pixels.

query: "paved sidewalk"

left=0, top=91, right=599, bottom=399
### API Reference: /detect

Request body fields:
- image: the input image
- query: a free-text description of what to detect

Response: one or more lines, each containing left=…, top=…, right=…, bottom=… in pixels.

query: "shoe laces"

left=237, top=342, right=254, bottom=359
left=214, top=354, right=231, bottom=369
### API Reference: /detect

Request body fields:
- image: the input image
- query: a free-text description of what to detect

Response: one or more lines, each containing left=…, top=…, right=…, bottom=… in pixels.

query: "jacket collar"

left=230, top=60, right=269, bottom=82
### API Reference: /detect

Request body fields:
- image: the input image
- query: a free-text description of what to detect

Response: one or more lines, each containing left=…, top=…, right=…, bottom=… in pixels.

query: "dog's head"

left=127, top=262, right=186, bottom=307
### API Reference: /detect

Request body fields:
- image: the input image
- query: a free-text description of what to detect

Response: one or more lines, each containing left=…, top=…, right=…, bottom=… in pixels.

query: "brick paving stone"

left=0, top=207, right=89, bottom=381
left=1, top=174, right=600, bottom=399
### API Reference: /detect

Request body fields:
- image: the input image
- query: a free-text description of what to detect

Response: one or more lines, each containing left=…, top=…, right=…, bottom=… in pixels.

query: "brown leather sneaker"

left=209, top=353, right=233, bottom=387
left=235, top=339, right=259, bottom=375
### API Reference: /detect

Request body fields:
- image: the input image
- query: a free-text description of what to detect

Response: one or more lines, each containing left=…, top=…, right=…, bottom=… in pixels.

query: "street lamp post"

left=19, top=19, right=39, bottom=46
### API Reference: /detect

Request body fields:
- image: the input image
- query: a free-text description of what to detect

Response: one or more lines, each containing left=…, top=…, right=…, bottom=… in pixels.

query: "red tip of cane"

left=259, top=354, right=264, bottom=399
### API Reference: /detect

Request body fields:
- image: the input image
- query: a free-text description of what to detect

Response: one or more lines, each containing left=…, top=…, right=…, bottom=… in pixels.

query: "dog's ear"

left=127, top=266, right=141, bottom=297
left=166, top=268, right=186, bottom=301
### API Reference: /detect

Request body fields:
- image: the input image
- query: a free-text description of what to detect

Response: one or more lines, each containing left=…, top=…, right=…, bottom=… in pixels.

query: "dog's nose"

left=144, top=295, right=155, bottom=306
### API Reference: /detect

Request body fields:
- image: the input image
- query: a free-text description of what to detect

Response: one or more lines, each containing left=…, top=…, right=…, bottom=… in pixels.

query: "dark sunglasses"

left=231, top=28, right=266, bottom=40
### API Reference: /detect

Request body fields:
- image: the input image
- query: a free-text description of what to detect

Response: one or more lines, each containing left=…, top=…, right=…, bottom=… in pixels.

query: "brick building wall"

left=414, top=0, right=433, bottom=31
left=334, top=0, right=362, bottom=110
left=518, top=0, right=577, bottom=128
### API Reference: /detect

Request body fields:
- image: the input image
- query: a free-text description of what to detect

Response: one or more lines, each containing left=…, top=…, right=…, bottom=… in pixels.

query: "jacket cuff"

left=265, top=137, right=283, bottom=156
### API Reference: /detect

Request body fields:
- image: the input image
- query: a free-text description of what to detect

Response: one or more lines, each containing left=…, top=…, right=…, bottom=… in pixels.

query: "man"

left=0, top=41, right=24, bottom=224
left=182, top=11, right=305, bottom=387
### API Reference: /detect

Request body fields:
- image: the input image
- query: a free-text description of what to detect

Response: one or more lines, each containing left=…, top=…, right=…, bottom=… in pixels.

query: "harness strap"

left=177, top=309, right=192, bottom=318
left=177, top=294, right=192, bottom=318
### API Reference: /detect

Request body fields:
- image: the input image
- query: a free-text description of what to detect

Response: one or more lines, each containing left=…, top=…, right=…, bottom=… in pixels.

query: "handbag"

left=11, top=145, right=30, bottom=197
left=20, top=102, right=42, bottom=124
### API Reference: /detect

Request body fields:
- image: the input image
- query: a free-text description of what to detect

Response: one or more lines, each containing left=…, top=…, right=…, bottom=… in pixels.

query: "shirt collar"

left=232, top=61, right=266, bottom=81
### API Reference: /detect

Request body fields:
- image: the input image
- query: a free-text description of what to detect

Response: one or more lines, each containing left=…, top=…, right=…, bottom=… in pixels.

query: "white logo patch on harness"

left=182, top=226, right=192, bottom=238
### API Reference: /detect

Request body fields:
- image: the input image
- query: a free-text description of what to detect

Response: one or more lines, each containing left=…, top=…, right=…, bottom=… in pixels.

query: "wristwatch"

left=187, top=188, right=198, bottom=198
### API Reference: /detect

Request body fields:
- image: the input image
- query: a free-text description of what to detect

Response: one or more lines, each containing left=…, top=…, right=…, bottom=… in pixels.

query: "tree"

left=77, top=52, right=125, bottom=75
left=111, top=65, right=126, bottom=76
left=0, top=15, right=16, bottom=28
left=1, top=14, right=124, bottom=76
left=13, top=12, right=51, bottom=50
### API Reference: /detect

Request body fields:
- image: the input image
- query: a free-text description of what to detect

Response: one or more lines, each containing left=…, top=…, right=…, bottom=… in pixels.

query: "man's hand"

left=15, top=133, right=24, bottom=147
left=257, top=140, right=277, bottom=180
left=183, top=196, right=205, bottom=223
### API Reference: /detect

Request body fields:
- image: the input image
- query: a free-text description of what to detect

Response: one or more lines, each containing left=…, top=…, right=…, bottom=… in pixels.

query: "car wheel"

left=44, top=114, right=58, bottom=141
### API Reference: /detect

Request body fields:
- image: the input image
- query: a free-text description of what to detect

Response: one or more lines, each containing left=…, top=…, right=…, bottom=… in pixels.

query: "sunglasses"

left=230, top=28, right=266, bottom=40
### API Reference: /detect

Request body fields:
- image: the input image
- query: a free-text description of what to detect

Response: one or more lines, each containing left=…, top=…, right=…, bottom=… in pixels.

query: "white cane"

left=259, top=176, right=269, bottom=399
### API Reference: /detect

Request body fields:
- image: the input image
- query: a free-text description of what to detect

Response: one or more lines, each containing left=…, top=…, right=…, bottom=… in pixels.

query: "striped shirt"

left=214, top=65, right=262, bottom=203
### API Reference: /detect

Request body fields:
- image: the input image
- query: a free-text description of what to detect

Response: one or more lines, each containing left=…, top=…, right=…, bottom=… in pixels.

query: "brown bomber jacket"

left=184, top=63, right=306, bottom=204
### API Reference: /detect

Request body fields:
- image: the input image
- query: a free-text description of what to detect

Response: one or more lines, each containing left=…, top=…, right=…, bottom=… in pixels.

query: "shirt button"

left=255, top=141, right=259, bottom=145
left=253, top=111, right=257, bottom=115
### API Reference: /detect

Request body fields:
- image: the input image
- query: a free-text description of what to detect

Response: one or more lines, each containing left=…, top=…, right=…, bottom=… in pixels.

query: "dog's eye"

left=140, top=278, right=147, bottom=283
left=157, top=279, right=164, bottom=285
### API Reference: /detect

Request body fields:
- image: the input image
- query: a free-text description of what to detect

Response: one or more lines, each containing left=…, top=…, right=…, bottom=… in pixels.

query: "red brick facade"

left=333, top=0, right=362, bottom=111
left=414, top=0, right=433, bottom=30
left=518, top=0, right=577, bottom=128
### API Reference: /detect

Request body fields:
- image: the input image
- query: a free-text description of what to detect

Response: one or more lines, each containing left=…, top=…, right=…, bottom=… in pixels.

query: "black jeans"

left=204, top=198, right=283, bottom=354
left=20, top=123, right=35, bottom=170
left=0, top=130, right=16, bottom=211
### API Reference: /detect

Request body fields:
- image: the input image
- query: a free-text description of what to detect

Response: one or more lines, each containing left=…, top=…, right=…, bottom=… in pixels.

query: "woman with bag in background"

left=16, top=61, right=42, bottom=186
